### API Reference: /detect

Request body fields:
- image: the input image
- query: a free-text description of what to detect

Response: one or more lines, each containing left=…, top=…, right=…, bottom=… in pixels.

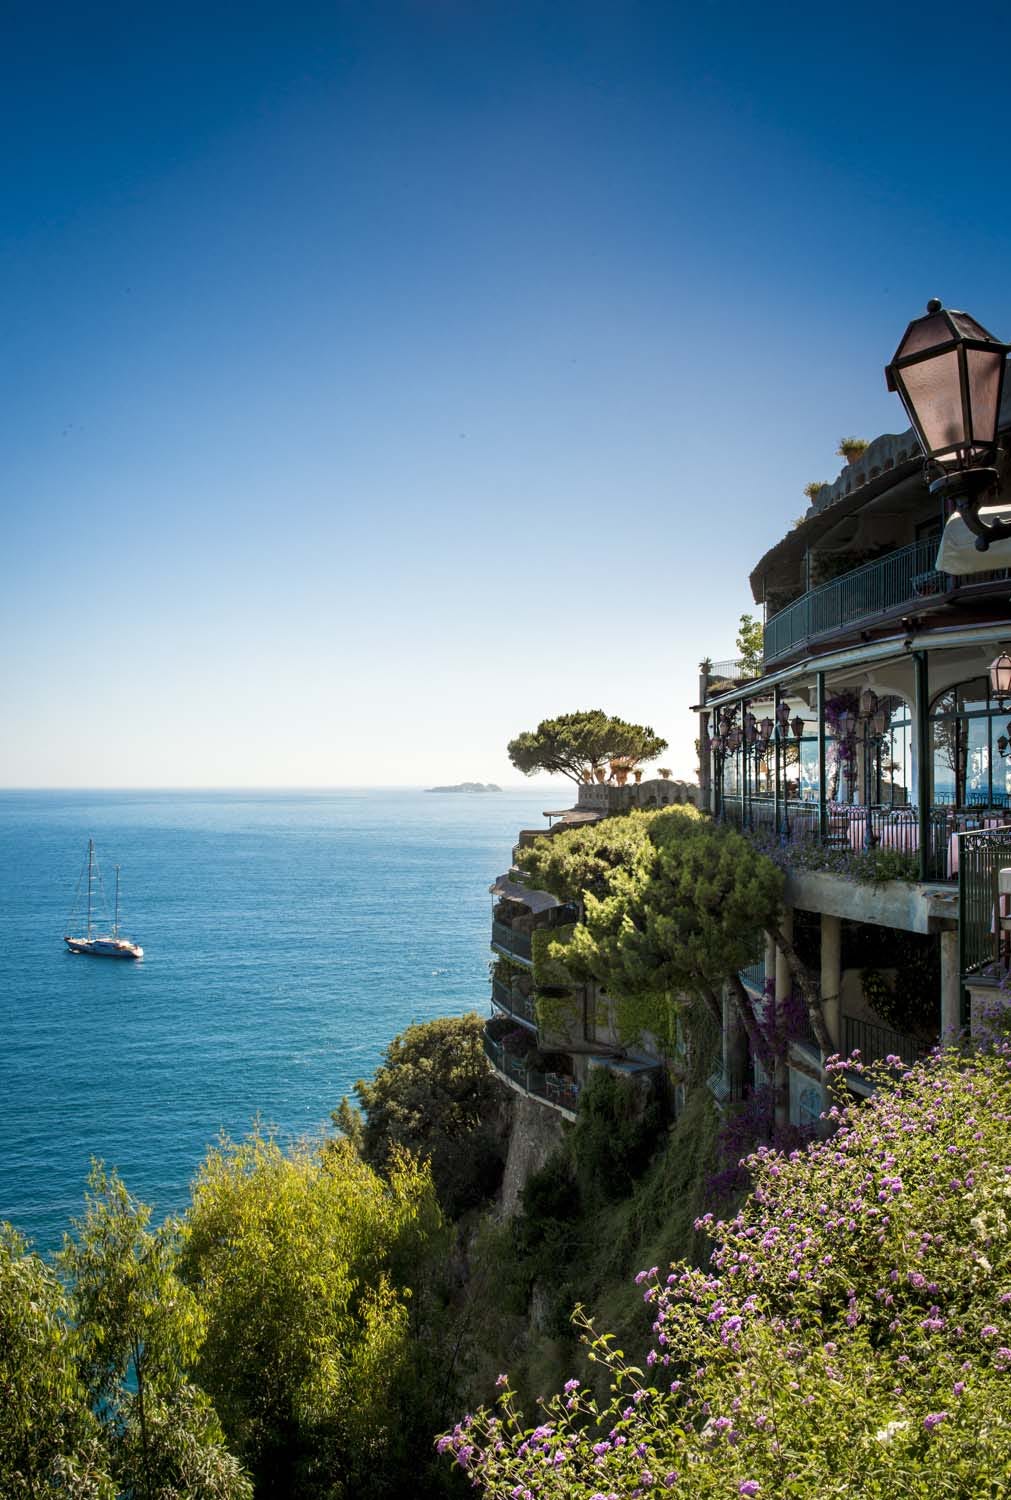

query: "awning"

left=488, top=874, right=560, bottom=913
left=936, top=508, right=1011, bottom=574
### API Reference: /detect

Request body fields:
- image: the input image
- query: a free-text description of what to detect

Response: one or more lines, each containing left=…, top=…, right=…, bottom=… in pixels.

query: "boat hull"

left=65, top=937, right=143, bottom=959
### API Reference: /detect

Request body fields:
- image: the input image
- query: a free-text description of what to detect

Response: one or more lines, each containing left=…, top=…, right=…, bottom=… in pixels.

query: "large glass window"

left=930, top=675, right=1011, bottom=808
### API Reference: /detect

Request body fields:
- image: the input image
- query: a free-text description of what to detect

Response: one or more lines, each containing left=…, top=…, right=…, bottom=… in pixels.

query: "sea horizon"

left=0, top=786, right=551, bottom=1254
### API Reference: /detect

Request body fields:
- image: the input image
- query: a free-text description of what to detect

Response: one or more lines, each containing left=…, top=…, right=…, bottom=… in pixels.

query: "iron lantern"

left=776, top=701, right=790, bottom=728
left=837, top=709, right=855, bottom=738
left=859, top=687, right=879, bottom=717
left=886, top=299, right=1010, bottom=549
left=990, top=652, right=1011, bottom=703
left=759, top=716, right=774, bottom=744
left=791, top=715, right=805, bottom=740
left=871, top=708, right=888, bottom=739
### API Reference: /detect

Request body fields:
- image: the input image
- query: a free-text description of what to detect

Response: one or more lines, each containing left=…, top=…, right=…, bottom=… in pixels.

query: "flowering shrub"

left=440, top=1046, right=1011, bottom=1495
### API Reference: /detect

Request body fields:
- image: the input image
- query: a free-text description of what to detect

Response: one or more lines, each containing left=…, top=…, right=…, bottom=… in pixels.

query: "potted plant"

left=658, top=767, right=672, bottom=780
left=633, top=768, right=643, bottom=784
left=837, top=436, right=869, bottom=466
left=593, top=766, right=606, bottom=784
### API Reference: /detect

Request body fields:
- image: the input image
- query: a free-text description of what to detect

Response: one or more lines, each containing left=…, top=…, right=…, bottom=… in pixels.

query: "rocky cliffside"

left=497, top=1091, right=568, bottom=1215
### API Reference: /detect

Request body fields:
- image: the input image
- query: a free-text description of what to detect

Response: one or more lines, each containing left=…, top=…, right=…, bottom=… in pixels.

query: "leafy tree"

left=0, top=1223, right=115, bottom=1499
left=337, top=1013, right=508, bottom=1216
left=736, top=612, right=764, bottom=675
left=179, top=1130, right=442, bottom=1498
left=516, top=809, right=667, bottom=905
left=58, top=1164, right=251, bottom=1500
left=563, top=811, right=831, bottom=1058
left=507, top=711, right=667, bottom=784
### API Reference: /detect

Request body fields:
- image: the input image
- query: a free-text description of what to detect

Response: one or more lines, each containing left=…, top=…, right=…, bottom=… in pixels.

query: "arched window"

left=930, top=676, right=1011, bottom=809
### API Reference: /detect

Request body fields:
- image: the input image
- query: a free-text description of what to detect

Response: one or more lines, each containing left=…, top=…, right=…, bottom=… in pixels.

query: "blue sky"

left=3, top=0, right=1011, bottom=787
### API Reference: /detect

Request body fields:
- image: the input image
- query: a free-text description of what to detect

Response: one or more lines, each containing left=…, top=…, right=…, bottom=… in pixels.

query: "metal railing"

left=738, top=960, right=767, bottom=993
left=720, top=795, right=954, bottom=880
left=482, top=1031, right=581, bottom=1114
left=958, top=828, right=1011, bottom=983
left=842, top=1013, right=930, bottom=1064
left=705, top=658, right=760, bottom=684
left=764, top=538, right=945, bottom=666
left=706, top=1066, right=750, bottom=1104
left=491, top=977, right=537, bottom=1026
left=491, top=919, right=532, bottom=962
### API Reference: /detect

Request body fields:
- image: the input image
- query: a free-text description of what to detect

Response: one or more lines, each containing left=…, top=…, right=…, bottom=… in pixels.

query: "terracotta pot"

left=614, top=770, right=628, bottom=786
left=843, top=450, right=865, bottom=466
left=633, top=770, right=643, bottom=784
left=594, top=768, right=606, bottom=783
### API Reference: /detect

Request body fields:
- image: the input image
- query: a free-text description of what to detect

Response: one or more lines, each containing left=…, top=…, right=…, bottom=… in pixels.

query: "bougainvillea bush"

left=440, top=1047, right=1011, bottom=1497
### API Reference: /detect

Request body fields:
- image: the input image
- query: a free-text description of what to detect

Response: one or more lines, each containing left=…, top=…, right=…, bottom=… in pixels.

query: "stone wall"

left=498, top=1092, right=568, bottom=1216
left=576, top=778, right=697, bottom=813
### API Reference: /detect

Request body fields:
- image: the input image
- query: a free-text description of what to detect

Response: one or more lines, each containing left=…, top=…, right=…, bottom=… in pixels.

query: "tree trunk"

left=133, top=1339, right=154, bottom=1500
left=697, top=982, right=723, bottom=1031
left=728, top=972, right=769, bottom=1065
left=767, top=922, right=834, bottom=1055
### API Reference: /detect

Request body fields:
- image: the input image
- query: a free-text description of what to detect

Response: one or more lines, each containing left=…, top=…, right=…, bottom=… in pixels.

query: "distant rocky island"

left=426, top=781, right=502, bottom=793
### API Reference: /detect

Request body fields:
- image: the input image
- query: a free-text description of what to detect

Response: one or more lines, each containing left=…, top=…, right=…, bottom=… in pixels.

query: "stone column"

left=940, top=928, right=960, bottom=1040
left=774, top=909, right=793, bottom=1128
left=820, top=913, right=842, bottom=1053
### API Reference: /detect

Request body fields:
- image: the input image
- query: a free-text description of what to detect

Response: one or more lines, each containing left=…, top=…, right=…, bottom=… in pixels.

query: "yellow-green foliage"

left=180, top=1130, right=442, bottom=1496
left=0, top=1225, right=116, bottom=1498
left=58, top=1164, right=252, bottom=1500
left=517, top=808, right=684, bottom=905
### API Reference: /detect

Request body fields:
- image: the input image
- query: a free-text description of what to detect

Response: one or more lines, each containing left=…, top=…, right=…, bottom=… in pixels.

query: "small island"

left=425, top=781, right=502, bottom=793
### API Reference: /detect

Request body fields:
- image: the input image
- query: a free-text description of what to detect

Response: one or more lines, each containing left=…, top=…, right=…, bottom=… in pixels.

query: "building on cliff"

left=482, top=777, right=693, bottom=1119
left=696, top=337, right=1011, bottom=1123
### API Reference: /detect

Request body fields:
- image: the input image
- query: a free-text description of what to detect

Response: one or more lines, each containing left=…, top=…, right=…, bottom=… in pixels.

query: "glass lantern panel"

left=899, top=349, right=964, bottom=455
left=949, top=310, right=994, bottom=341
left=897, top=311, right=950, bottom=358
left=966, top=347, right=1003, bottom=446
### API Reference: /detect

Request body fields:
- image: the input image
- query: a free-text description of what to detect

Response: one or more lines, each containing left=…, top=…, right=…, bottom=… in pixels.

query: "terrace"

left=482, top=1026, right=581, bottom=1120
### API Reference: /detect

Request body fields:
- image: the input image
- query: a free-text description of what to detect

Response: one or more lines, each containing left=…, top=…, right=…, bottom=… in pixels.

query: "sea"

left=0, top=788, right=552, bottom=1256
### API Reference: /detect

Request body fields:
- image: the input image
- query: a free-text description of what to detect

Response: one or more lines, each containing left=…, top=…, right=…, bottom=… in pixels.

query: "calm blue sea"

left=0, top=788, right=551, bottom=1255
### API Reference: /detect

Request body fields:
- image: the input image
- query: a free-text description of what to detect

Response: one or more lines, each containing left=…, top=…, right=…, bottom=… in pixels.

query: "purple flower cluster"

left=438, top=1046, right=1011, bottom=1494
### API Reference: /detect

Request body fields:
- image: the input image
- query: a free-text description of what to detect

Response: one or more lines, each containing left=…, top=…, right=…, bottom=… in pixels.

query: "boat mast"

left=87, top=839, right=94, bottom=940
left=113, top=866, right=120, bottom=938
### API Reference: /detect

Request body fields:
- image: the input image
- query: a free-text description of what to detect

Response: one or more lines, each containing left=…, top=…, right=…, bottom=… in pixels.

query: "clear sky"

left=4, top=0, right=1011, bottom=788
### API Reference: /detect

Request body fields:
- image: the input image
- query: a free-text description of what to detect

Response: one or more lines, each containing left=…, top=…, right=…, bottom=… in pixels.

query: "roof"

left=488, top=874, right=560, bottom=913
left=748, top=381, right=1011, bottom=604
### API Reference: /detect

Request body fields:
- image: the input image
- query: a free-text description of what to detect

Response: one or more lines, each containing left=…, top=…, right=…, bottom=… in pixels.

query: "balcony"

left=491, top=918, right=532, bottom=963
left=959, top=827, right=1011, bottom=989
left=719, top=795, right=973, bottom=883
left=763, top=538, right=944, bottom=668
left=491, top=977, right=537, bottom=1027
left=482, top=1029, right=581, bottom=1118
left=842, top=1013, right=930, bottom=1064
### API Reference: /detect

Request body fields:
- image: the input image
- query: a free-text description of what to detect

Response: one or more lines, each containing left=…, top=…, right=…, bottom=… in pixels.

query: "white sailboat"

left=64, top=839, right=144, bottom=959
